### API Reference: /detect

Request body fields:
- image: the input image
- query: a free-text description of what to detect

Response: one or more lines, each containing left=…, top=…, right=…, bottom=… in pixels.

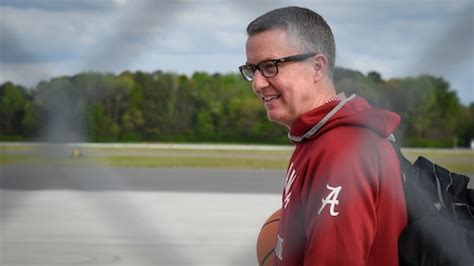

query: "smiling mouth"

left=262, top=95, right=281, bottom=102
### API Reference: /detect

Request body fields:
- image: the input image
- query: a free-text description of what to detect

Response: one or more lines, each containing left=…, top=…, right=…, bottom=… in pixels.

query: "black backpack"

left=390, top=138, right=474, bottom=266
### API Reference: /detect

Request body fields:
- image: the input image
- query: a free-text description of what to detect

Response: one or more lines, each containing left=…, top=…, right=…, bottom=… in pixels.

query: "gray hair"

left=247, top=6, right=336, bottom=78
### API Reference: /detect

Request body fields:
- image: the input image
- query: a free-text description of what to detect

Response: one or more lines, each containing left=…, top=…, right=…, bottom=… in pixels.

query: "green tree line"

left=1, top=68, right=472, bottom=147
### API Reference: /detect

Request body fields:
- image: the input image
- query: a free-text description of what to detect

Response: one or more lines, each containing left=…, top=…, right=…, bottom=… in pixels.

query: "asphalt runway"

left=2, top=163, right=472, bottom=265
left=0, top=165, right=284, bottom=266
left=0, top=165, right=285, bottom=193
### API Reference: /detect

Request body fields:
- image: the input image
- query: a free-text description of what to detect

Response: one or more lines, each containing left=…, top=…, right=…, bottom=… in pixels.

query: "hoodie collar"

left=288, top=94, right=357, bottom=143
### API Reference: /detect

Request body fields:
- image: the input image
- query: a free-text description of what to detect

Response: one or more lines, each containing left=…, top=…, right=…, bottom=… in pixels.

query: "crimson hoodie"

left=274, top=95, right=407, bottom=266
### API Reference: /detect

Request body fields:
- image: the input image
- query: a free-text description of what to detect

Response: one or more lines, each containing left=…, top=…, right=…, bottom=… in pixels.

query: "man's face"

left=245, top=28, right=320, bottom=128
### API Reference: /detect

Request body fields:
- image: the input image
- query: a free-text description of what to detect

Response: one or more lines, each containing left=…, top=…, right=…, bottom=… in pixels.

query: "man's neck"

left=314, top=79, right=337, bottom=108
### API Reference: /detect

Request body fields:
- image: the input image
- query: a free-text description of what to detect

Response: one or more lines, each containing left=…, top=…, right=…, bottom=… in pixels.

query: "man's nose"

left=252, top=70, right=270, bottom=93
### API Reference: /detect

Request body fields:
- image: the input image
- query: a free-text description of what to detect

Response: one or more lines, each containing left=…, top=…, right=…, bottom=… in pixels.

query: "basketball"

left=256, top=208, right=281, bottom=266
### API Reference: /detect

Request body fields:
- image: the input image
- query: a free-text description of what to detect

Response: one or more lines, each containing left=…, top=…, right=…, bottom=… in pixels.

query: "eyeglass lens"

left=260, top=62, right=277, bottom=77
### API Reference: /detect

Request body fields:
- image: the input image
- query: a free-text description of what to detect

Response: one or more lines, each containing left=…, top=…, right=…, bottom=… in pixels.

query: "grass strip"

left=0, top=154, right=289, bottom=170
left=97, top=156, right=288, bottom=169
left=1, top=148, right=472, bottom=175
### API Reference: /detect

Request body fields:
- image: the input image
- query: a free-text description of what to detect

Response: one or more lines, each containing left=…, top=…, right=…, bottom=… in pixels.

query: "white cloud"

left=215, top=30, right=246, bottom=50
left=156, top=31, right=195, bottom=51
left=113, top=0, right=128, bottom=8
left=0, top=62, right=77, bottom=87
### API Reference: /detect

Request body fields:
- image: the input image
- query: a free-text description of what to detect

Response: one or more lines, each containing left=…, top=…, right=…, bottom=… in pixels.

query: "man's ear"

left=312, top=54, right=328, bottom=83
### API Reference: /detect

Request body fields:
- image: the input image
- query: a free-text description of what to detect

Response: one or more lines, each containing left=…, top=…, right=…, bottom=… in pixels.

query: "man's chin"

left=267, top=113, right=290, bottom=128
left=266, top=112, right=278, bottom=122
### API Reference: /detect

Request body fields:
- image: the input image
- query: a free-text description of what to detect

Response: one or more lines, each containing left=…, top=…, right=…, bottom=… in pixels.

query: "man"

left=239, top=6, right=407, bottom=265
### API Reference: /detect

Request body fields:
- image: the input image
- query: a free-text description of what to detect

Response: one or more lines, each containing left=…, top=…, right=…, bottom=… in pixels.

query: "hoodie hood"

left=288, top=94, right=400, bottom=143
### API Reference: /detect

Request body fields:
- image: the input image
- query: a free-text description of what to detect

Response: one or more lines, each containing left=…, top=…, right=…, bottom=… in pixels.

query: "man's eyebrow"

left=244, top=62, right=259, bottom=67
left=246, top=57, right=275, bottom=66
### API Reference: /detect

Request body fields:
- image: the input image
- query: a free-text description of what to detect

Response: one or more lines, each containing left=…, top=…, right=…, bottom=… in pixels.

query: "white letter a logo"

left=318, top=184, right=342, bottom=217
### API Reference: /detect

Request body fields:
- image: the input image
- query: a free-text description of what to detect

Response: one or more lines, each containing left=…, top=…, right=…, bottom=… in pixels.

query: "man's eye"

left=260, top=62, right=275, bottom=70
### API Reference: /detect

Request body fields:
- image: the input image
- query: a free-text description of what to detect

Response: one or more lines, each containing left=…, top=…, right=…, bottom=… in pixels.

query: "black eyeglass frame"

left=238, top=52, right=317, bottom=81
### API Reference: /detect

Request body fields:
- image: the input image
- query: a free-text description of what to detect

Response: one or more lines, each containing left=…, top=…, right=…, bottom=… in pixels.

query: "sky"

left=0, top=0, right=473, bottom=104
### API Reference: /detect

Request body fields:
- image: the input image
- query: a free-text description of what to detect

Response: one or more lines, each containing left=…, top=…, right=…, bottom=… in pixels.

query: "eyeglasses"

left=238, top=53, right=317, bottom=81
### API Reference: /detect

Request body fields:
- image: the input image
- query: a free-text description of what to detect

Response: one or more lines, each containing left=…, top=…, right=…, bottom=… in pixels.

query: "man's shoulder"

left=311, top=125, right=385, bottom=150
left=297, top=126, right=398, bottom=172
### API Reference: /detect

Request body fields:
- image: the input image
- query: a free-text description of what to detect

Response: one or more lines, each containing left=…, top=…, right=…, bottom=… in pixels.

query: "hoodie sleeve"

left=301, top=131, right=382, bottom=265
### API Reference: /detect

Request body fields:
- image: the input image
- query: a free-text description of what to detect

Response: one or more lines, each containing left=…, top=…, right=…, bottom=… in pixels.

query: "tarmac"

left=0, top=165, right=283, bottom=266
